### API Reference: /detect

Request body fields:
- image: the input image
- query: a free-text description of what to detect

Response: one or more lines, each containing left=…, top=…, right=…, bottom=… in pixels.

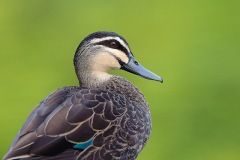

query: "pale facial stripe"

left=90, top=36, right=131, bottom=53
left=104, top=47, right=129, bottom=64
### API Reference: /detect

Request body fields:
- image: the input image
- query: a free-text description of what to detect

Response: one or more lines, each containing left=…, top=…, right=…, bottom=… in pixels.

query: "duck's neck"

left=84, top=75, right=147, bottom=105
left=79, top=71, right=112, bottom=88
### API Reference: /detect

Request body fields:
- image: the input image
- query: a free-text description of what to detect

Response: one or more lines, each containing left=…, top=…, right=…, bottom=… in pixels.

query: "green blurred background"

left=1, top=0, right=240, bottom=159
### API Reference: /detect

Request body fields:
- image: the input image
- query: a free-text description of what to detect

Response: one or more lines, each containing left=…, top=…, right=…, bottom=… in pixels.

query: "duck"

left=3, top=31, right=163, bottom=160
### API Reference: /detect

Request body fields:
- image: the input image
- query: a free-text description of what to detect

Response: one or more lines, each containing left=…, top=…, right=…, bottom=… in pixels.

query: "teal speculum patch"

left=73, top=139, right=93, bottom=150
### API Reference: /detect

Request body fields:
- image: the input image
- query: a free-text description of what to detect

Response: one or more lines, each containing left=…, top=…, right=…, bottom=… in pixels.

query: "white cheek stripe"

left=90, top=36, right=131, bottom=53
left=105, top=48, right=129, bottom=64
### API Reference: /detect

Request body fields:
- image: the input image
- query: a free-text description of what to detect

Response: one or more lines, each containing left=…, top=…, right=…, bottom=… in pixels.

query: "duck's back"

left=4, top=76, right=151, bottom=160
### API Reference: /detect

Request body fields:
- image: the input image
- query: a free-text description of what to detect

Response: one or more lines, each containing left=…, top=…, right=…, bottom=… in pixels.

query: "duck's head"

left=74, top=31, right=163, bottom=87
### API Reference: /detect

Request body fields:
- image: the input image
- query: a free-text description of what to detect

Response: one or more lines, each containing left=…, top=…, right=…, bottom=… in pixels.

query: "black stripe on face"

left=95, top=39, right=130, bottom=57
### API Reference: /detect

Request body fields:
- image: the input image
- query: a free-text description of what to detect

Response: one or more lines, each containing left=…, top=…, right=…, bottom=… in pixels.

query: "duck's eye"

left=110, top=41, right=117, bottom=48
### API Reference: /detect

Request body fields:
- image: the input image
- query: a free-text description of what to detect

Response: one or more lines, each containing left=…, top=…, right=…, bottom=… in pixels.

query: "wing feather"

left=4, top=87, right=128, bottom=160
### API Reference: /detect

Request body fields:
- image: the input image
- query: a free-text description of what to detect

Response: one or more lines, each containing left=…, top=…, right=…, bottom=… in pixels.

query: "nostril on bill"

left=134, top=61, right=139, bottom=65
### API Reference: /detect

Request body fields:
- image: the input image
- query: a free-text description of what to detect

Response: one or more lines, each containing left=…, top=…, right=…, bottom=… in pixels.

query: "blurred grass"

left=1, top=0, right=240, bottom=159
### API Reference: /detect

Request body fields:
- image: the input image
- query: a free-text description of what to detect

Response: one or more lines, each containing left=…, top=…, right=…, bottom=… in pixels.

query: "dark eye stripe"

left=95, top=40, right=129, bottom=57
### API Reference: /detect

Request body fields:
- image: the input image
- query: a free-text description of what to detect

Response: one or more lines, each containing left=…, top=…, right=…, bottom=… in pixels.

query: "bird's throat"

left=79, top=71, right=112, bottom=88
